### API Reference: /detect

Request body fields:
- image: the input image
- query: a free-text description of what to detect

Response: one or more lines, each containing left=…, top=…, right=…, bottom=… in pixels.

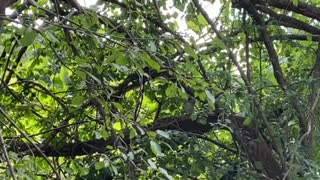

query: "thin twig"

left=0, top=129, right=16, bottom=180
left=0, top=108, right=61, bottom=180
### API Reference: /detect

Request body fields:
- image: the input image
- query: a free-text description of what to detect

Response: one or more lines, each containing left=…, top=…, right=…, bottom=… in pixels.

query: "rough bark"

left=7, top=112, right=284, bottom=178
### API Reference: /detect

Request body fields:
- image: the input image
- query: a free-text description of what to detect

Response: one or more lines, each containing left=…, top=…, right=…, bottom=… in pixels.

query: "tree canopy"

left=0, top=0, right=320, bottom=179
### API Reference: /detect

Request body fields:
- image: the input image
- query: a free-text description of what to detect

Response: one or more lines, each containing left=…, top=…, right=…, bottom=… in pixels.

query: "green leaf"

left=293, top=0, right=298, bottom=6
left=187, top=20, right=200, bottom=32
left=111, top=165, right=118, bottom=175
left=205, top=89, right=215, bottom=104
left=113, top=122, right=125, bottom=131
left=98, top=127, right=109, bottom=139
left=116, top=53, right=129, bottom=65
left=212, top=37, right=226, bottom=49
left=185, top=45, right=198, bottom=60
left=147, top=131, right=157, bottom=138
left=72, top=95, right=85, bottom=106
left=191, top=113, right=197, bottom=121
left=75, top=56, right=88, bottom=65
left=60, top=66, right=71, bottom=86
left=196, top=92, right=207, bottom=101
left=121, top=152, right=128, bottom=160
left=197, top=14, right=208, bottom=25
left=76, top=70, right=86, bottom=80
left=47, top=31, right=59, bottom=42
left=150, top=141, right=163, bottom=156
left=112, top=63, right=129, bottom=72
left=147, top=159, right=157, bottom=169
left=94, top=130, right=102, bottom=139
left=254, top=161, right=264, bottom=171
left=129, top=129, right=137, bottom=139
left=159, top=167, right=173, bottom=180
left=150, top=41, right=157, bottom=52
left=95, top=161, right=105, bottom=170
left=106, top=52, right=120, bottom=63
left=306, top=34, right=312, bottom=42
left=79, top=166, right=89, bottom=176
left=165, top=83, right=177, bottom=98
left=243, top=118, right=253, bottom=127
left=156, top=130, right=170, bottom=139
left=85, top=71, right=101, bottom=84
left=112, top=102, right=123, bottom=111
left=20, top=27, right=38, bottom=46
left=141, top=53, right=160, bottom=71
left=128, top=151, right=134, bottom=160
left=198, top=117, right=207, bottom=125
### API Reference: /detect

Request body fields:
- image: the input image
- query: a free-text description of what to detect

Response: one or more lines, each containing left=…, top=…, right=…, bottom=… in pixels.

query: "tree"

left=0, top=0, right=320, bottom=179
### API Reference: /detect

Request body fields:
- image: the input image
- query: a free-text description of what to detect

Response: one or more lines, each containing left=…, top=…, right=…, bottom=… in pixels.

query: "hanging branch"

left=240, top=0, right=312, bottom=157
left=0, top=108, right=61, bottom=180
left=0, top=129, right=16, bottom=180
left=192, top=0, right=286, bottom=178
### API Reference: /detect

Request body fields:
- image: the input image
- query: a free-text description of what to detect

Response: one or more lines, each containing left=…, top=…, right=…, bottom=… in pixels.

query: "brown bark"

left=231, top=118, right=283, bottom=179
left=7, top=112, right=284, bottom=178
left=236, top=0, right=311, bottom=158
left=0, top=0, right=18, bottom=25
left=0, top=0, right=9, bottom=17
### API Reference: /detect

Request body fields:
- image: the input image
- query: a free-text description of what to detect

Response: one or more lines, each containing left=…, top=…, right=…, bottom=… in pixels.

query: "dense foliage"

left=0, top=0, right=320, bottom=179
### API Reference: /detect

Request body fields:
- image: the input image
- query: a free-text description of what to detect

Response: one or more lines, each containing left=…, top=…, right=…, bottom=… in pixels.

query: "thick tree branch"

left=0, top=107, right=61, bottom=179
left=256, top=5, right=320, bottom=35
left=251, top=34, right=320, bottom=42
left=240, top=0, right=288, bottom=89
left=7, top=112, right=239, bottom=157
left=252, top=0, right=320, bottom=22
left=241, top=0, right=312, bottom=158
left=194, top=1, right=286, bottom=177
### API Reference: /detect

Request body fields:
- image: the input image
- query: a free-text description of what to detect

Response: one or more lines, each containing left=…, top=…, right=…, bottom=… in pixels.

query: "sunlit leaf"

left=95, top=161, right=105, bottom=170
left=197, top=14, right=208, bottom=25
left=150, top=41, right=157, bottom=52
left=147, top=159, right=157, bottom=169
left=141, top=53, right=160, bottom=71
left=187, top=20, right=200, bottom=32
left=46, top=31, right=59, bottom=42
left=165, top=83, right=177, bottom=98
left=79, top=166, right=89, bottom=176
left=212, top=37, right=226, bottom=49
left=185, top=45, right=198, bottom=60
left=205, top=89, right=215, bottom=104
left=113, top=122, right=125, bottom=131
left=20, top=27, right=38, bottom=46
left=150, top=141, right=163, bottom=157
left=129, top=128, right=137, bottom=139
left=159, top=167, right=173, bottom=180
left=97, top=127, right=109, bottom=140
left=128, top=151, right=134, bottom=160
left=156, top=130, right=170, bottom=139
